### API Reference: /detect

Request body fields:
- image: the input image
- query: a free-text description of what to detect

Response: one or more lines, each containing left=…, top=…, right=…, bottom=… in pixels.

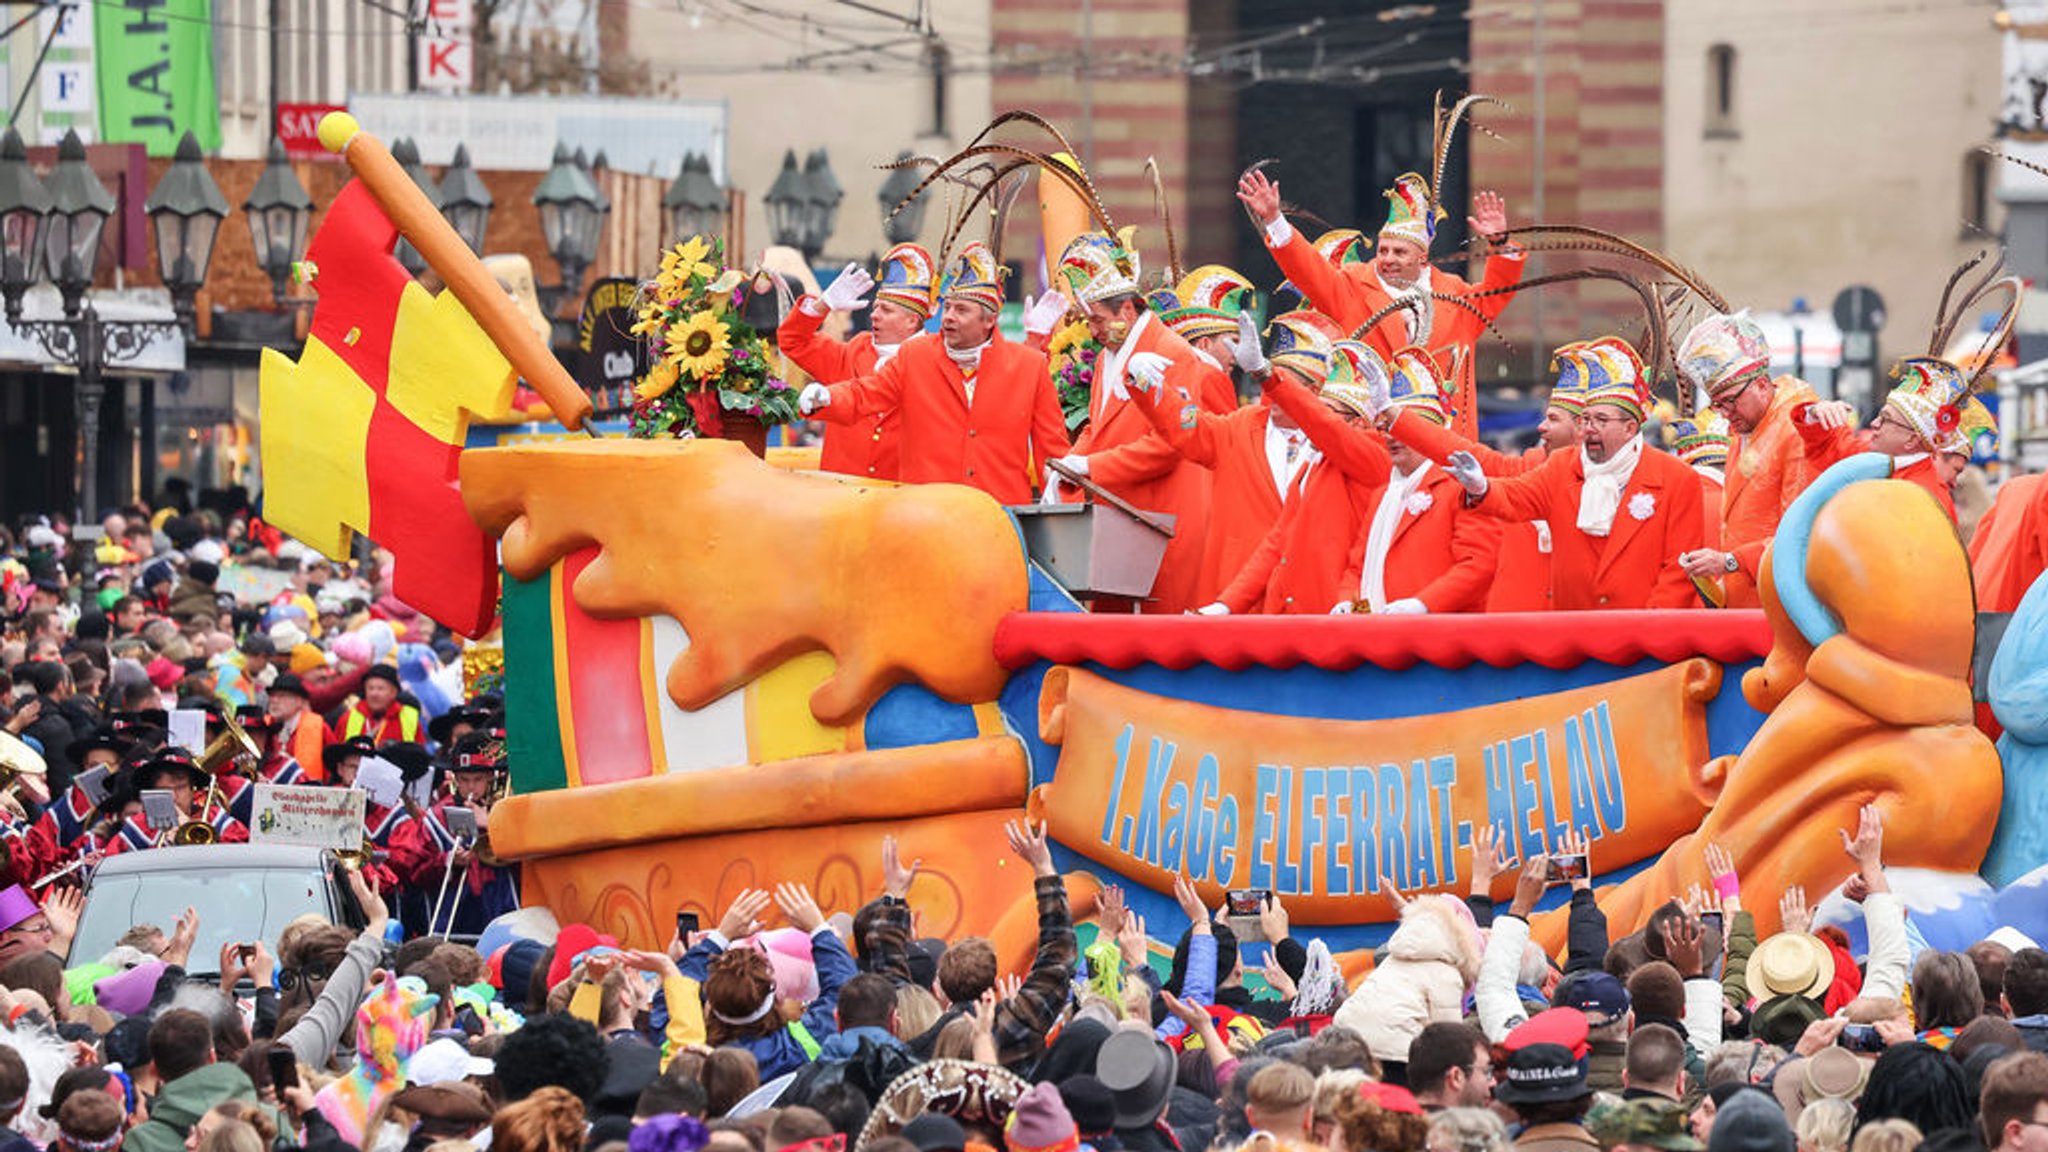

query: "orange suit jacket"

left=1387, top=409, right=1551, bottom=611
left=1127, top=388, right=1285, bottom=605
left=1268, top=228, right=1525, bottom=440
left=1718, top=379, right=1817, bottom=607
left=1339, top=467, right=1503, bottom=613
left=778, top=301, right=900, bottom=480
left=823, top=331, right=1071, bottom=506
left=1471, top=444, right=1707, bottom=610
left=1064, top=317, right=1234, bottom=614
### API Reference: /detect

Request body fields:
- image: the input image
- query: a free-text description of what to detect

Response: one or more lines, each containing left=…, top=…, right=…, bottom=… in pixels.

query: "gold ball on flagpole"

left=318, top=112, right=361, bottom=155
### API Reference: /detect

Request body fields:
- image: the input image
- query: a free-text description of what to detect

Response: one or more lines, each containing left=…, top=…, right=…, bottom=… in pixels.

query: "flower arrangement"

left=629, top=235, right=804, bottom=439
left=1047, top=319, right=1100, bottom=432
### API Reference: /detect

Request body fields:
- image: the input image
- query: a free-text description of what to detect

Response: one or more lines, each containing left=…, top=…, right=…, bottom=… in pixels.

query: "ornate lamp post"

left=438, top=144, right=494, bottom=257
left=532, top=142, right=605, bottom=310
left=802, top=148, right=842, bottom=262
left=763, top=149, right=808, bottom=253
left=878, top=150, right=927, bottom=246
left=244, top=138, right=313, bottom=307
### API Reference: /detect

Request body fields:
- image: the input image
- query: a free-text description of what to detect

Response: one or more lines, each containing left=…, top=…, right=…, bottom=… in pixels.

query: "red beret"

left=1505, top=1007, right=1591, bottom=1059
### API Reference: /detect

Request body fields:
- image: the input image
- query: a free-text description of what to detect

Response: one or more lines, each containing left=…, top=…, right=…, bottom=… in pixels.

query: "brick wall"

left=1470, top=0, right=1665, bottom=385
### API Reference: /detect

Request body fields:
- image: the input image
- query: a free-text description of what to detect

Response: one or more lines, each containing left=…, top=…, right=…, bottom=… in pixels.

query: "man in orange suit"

left=1191, top=317, right=1392, bottom=615
left=1043, top=233, right=1239, bottom=613
left=778, top=243, right=938, bottom=480
left=1671, top=311, right=1817, bottom=607
left=1236, top=166, right=1524, bottom=440
left=800, top=242, right=1071, bottom=505
left=1791, top=358, right=1987, bottom=523
left=1328, top=347, right=1501, bottom=614
left=1377, top=341, right=1595, bottom=611
left=1126, top=307, right=1310, bottom=604
left=1445, top=338, right=1705, bottom=610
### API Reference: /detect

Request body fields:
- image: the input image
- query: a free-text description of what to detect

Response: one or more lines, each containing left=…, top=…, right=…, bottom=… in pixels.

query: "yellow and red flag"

left=258, top=114, right=592, bottom=638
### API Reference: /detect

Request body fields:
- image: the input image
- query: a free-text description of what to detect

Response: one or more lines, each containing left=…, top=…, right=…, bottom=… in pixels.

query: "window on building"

left=1706, top=44, right=1737, bottom=138
left=1963, top=149, right=1993, bottom=235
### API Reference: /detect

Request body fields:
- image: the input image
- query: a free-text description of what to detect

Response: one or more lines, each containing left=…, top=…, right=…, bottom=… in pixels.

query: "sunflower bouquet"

left=629, top=235, right=804, bottom=439
left=1047, top=319, right=1100, bottom=432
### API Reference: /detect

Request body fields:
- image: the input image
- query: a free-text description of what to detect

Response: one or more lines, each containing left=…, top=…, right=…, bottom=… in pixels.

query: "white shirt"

left=1264, top=417, right=1314, bottom=497
left=1095, top=310, right=1156, bottom=421
left=1359, top=462, right=1434, bottom=610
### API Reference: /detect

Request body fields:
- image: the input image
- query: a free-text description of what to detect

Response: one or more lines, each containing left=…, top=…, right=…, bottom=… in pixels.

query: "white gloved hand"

left=1446, top=450, right=1488, bottom=498
left=1382, top=598, right=1428, bottom=615
left=1231, top=310, right=1269, bottom=376
left=799, top=383, right=832, bottom=415
left=1364, top=361, right=1393, bottom=420
left=1194, top=603, right=1231, bottom=617
left=819, top=263, right=874, bottom=313
left=1329, top=601, right=1356, bottom=615
left=1024, top=291, right=1071, bottom=337
left=1052, top=454, right=1090, bottom=479
left=1124, top=351, right=1171, bottom=399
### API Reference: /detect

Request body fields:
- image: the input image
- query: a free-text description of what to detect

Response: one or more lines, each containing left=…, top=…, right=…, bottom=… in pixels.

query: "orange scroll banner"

left=1029, top=662, right=1724, bottom=925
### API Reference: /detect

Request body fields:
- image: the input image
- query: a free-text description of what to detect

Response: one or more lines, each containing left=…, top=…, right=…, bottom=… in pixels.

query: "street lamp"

left=763, top=148, right=807, bottom=252
left=878, top=150, right=927, bottom=246
left=803, top=149, right=842, bottom=262
left=664, top=153, right=727, bottom=244
left=0, top=127, right=213, bottom=518
left=144, top=131, right=230, bottom=331
left=244, top=137, right=313, bottom=307
left=533, top=142, right=604, bottom=307
left=391, top=138, right=441, bottom=275
left=438, top=144, right=493, bottom=257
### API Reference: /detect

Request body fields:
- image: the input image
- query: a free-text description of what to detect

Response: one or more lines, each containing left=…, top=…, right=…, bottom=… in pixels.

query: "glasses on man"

left=1709, top=377, right=1761, bottom=416
left=278, top=964, right=335, bottom=992
left=1580, top=411, right=1632, bottom=428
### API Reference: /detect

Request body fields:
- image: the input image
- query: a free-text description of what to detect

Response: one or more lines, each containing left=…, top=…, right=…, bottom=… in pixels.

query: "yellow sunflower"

left=660, top=237, right=717, bottom=286
left=635, top=359, right=682, bottom=401
left=665, top=310, right=731, bottom=380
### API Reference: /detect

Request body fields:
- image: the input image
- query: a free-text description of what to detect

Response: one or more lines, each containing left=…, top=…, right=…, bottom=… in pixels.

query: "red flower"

left=1936, top=405, right=1961, bottom=431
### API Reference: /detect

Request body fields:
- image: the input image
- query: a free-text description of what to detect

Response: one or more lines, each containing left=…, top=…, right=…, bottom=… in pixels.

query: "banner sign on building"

left=277, top=103, right=348, bottom=159
left=416, top=0, right=474, bottom=93
left=94, top=0, right=221, bottom=155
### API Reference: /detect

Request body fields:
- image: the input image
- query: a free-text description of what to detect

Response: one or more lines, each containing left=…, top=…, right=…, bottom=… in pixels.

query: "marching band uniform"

left=104, top=749, right=249, bottom=855
left=1675, top=313, right=1819, bottom=608
left=1453, top=337, right=1706, bottom=610
left=1050, top=234, right=1231, bottom=614
left=1334, top=348, right=1502, bottom=614
left=224, top=707, right=306, bottom=828
left=816, top=243, right=1071, bottom=504
left=778, top=243, right=938, bottom=481
left=1209, top=317, right=1388, bottom=615
left=1261, top=173, right=1523, bottom=440
left=409, top=730, right=518, bottom=937
left=1668, top=413, right=1731, bottom=550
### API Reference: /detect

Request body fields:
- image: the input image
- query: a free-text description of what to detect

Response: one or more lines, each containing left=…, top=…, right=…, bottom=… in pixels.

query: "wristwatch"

left=1723, top=553, right=1739, bottom=573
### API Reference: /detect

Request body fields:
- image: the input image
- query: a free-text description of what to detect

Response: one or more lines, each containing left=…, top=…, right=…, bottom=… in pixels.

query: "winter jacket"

left=167, top=578, right=218, bottom=624
left=680, top=925, right=858, bottom=1080
left=1564, top=889, right=1609, bottom=974
left=1331, top=904, right=1475, bottom=1062
left=123, top=1064, right=259, bottom=1152
left=1722, top=909, right=1758, bottom=1010
left=2012, top=1014, right=2048, bottom=1052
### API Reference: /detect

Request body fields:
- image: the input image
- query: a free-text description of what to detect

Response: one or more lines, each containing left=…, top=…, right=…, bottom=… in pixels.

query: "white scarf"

left=873, top=341, right=901, bottom=369
left=1095, top=311, right=1154, bottom=417
left=1377, top=266, right=1434, bottom=344
left=947, top=339, right=990, bottom=400
left=1359, top=462, right=1432, bottom=610
left=1692, top=463, right=1725, bottom=488
left=1576, top=435, right=1644, bottom=537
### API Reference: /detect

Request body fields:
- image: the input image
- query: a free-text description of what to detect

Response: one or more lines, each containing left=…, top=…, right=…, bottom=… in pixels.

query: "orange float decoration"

left=258, top=113, right=2046, bottom=972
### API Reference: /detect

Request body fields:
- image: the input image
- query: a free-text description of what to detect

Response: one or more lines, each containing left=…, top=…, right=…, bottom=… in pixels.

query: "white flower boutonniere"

left=1628, top=492, right=1656, bottom=521
left=1404, top=489, right=1434, bottom=516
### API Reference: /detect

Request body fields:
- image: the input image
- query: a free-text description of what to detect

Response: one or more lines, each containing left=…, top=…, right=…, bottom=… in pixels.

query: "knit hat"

left=548, top=923, right=621, bottom=989
left=1005, top=1083, right=1080, bottom=1152
left=269, top=620, right=309, bottom=652
left=1322, top=341, right=1393, bottom=419
left=1266, top=310, right=1341, bottom=383
left=941, top=242, right=1006, bottom=313
left=874, top=243, right=940, bottom=321
left=1056, top=232, right=1142, bottom=307
left=1669, top=412, right=1732, bottom=468
left=1882, top=357, right=1975, bottom=455
left=289, top=643, right=328, bottom=674
left=1379, top=172, right=1443, bottom=249
left=141, top=559, right=174, bottom=590
left=901, top=1114, right=968, bottom=1152
left=1705, top=1084, right=1794, bottom=1152
left=363, top=663, right=401, bottom=689
left=1385, top=344, right=1451, bottom=425
left=1056, top=1075, right=1117, bottom=1139
left=1678, top=311, right=1773, bottom=399
left=1493, top=1042, right=1590, bottom=1106
left=1578, top=335, right=1653, bottom=422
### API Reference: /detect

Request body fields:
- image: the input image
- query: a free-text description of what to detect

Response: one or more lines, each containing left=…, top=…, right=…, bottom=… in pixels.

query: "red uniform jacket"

left=778, top=300, right=901, bottom=480
left=1064, top=316, right=1234, bottom=614
left=824, top=332, right=1071, bottom=505
left=1127, top=389, right=1287, bottom=605
left=1340, top=468, right=1503, bottom=613
left=1218, top=374, right=1390, bottom=614
left=1388, top=410, right=1552, bottom=611
left=1268, top=228, right=1524, bottom=440
left=1793, top=403, right=1957, bottom=522
left=1470, top=444, right=1707, bottom=610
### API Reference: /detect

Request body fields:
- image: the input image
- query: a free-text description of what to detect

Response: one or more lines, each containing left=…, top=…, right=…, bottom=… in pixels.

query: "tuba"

left=169, top=711, right=262, bottom=846
left=0, top=731, right=48, bottom=825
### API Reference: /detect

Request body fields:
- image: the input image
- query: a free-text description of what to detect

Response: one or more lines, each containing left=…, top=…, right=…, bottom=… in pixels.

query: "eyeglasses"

left=1580, top=411, right=1633, bottom=428
left=278, top=964, right=334, bottom=992
left=1709, top=378, right=1760, bottom=416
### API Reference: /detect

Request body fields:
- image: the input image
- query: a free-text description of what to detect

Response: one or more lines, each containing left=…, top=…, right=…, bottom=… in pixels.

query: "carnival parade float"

left=259, top=112, right=2048, bottom=977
